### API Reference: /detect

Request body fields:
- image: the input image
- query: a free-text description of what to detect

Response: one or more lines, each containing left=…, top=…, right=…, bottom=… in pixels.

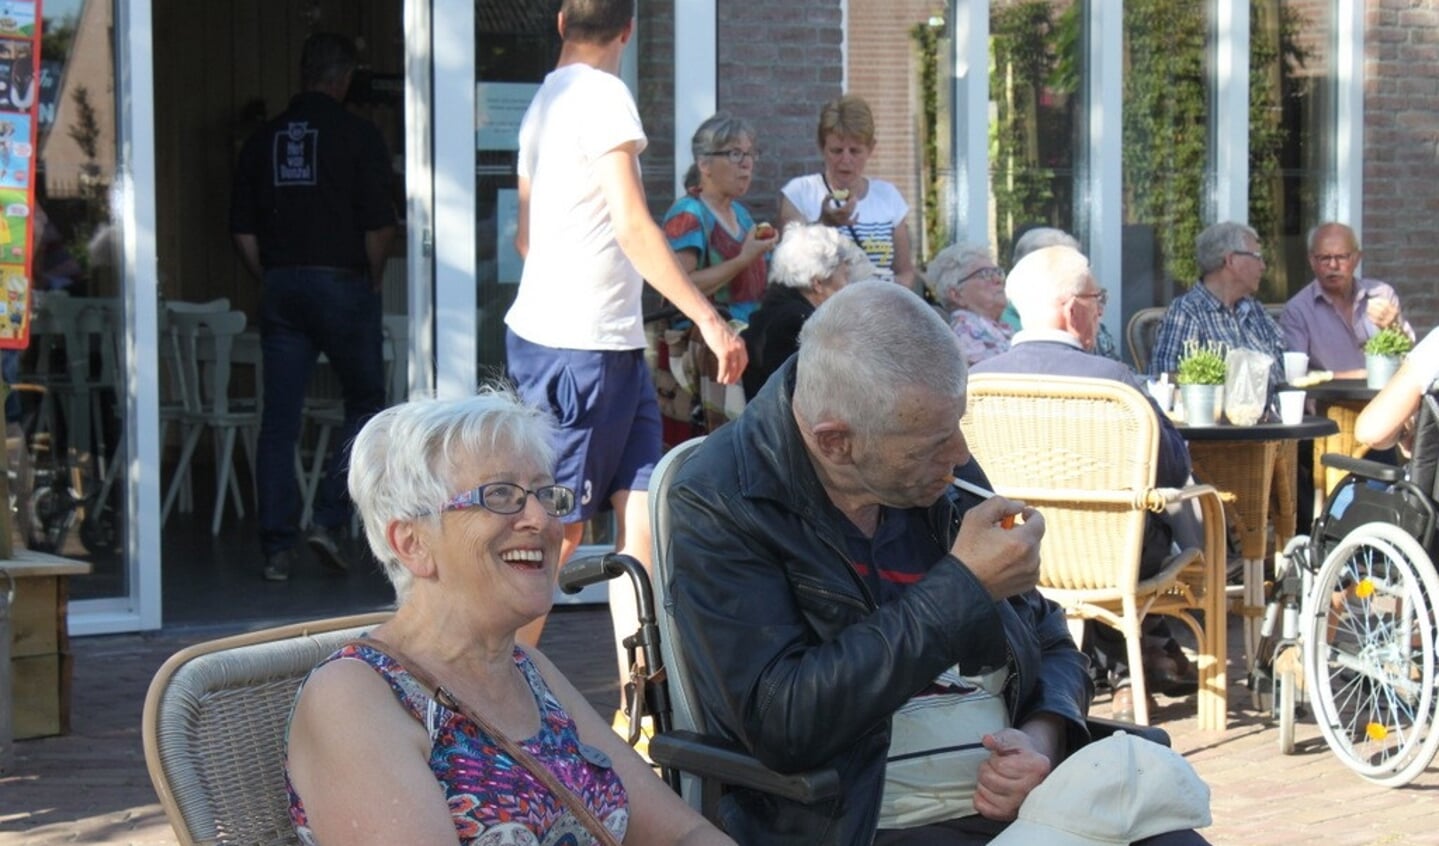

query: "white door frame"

left=70, top=0, right=160, bottom=635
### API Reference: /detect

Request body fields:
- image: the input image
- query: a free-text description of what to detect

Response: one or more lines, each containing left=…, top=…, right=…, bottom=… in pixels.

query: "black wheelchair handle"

left=558, top=552, right=634, bottom=593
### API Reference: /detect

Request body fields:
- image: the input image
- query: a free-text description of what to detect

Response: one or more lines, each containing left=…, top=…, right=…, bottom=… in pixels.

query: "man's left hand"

left=974, top=729, right=1053, bottom=821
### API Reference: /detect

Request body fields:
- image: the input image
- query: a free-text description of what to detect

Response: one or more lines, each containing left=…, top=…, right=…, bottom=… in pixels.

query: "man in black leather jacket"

left=668, top=281, right=1092, bottom=844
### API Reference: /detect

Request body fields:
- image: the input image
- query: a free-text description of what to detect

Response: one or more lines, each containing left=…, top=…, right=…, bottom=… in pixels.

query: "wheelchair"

left=558, top=437, right=1171, bottom=827
left=1251, top=396, right=1439, bottom=787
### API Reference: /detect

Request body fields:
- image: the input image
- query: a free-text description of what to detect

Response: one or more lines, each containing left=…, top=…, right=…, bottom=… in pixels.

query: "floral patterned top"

left=286, top=641, right=629, bottom=845
left=949, top=308, right=1015, bottom=366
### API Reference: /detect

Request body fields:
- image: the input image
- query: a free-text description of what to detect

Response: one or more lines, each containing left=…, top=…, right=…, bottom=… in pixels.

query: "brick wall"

left=1365, top=0, right=1439, bottom=335
left=637, top=0, right=844, bottom=225
left=638, top=0, right=675, bottom=220
left=716, top=0, right=844, bottom=223
left=846, top=1, right=937, bottom=260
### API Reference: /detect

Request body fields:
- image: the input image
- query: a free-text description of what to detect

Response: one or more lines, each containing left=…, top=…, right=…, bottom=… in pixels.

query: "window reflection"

left=19, top=0, right=125, bottom=598
left=988, top=0, right=1078, bottom=263
left=1253, top=0, right=1328, bottom=301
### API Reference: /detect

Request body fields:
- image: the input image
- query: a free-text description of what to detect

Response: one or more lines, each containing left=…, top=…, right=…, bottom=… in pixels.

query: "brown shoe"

left=1143, top=643, right=1199, bottom=697
left=1110, top=683, right=1159, bottom=723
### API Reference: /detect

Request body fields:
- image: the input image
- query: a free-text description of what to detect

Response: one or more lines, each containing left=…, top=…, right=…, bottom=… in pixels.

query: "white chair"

left=159, top=299, right=230, bottom=514
left=142, top=613, right=391, bottom=846
left=22, top=293, right=121, bottom=467
left=382, top=313, right=410, bottom=406
left=161, top=309, right=261, bottom=535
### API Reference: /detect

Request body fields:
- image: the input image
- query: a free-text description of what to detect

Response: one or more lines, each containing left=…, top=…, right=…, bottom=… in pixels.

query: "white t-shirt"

left=507, top=64, right=648, bottom=350
left=878, top=665, right=1010, bottom=828
left=1406, top=327, right=1439, bottom=391
left=781, top=172, right=908, bottom=282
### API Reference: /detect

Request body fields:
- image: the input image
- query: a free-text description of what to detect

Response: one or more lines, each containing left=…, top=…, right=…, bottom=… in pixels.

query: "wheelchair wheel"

left=1305, top=522, right=1439, bottom=786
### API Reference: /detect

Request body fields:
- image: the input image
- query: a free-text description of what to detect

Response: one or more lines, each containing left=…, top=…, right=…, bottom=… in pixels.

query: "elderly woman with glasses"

left=284, top=389, right=734, bottom=846
left=662, top=112, right=776, bottom=323
left=925, top=241, right=1015, bottom=366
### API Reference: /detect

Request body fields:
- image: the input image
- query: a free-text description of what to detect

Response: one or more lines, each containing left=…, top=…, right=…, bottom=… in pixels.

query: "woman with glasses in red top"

left=925, top=242, right=1015, bottom=366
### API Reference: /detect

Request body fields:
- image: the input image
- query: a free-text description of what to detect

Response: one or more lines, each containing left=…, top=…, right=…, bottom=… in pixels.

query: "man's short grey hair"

left=1195, top=221, right=1259, bottom=275
left=1012, top=227, right=1080, bottom=265
left=924, top=242, right=995, bottom=304
left=1307, top=221, right=1360, bottom=253
left=770, top=222, right=849, bottom=289
left=794, top=281, right=965, bottom=439
left=1006, top=245, right=1092, bottom=326
left=348, top=386, right=559, bottom=601
left=690, top=112, right=755, bottom=167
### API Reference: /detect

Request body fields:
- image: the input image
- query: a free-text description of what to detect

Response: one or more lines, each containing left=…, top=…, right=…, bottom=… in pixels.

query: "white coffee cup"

left=1283, top=351, right=1309, bottom=384
left=1146, top=380, right=1174, bottom=412
left=1277, top=389, right=1306, bottom=425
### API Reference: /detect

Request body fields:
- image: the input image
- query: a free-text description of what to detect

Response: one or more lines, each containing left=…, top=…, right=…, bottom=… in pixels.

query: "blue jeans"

left=257, top=268, right=384, bottom=554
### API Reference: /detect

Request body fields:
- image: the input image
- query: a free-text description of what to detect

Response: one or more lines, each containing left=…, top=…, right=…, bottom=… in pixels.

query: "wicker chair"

left=142, top=612, right=392, bottom=846
left=1125, top=306, right=1167, bottom=374
left=962, top=374, right=1229, bottom=729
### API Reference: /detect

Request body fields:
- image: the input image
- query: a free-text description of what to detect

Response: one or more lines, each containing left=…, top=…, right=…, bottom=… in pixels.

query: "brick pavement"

left=2, top=609, right=1438, bottom=845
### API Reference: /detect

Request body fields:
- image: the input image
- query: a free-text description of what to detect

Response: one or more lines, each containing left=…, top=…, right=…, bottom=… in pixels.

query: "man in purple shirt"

left=1279, top=222, right=1412, bottom=377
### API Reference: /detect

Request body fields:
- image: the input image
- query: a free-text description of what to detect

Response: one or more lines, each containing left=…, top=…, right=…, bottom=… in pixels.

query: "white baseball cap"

left=990, top=732, right=1211, bottom=845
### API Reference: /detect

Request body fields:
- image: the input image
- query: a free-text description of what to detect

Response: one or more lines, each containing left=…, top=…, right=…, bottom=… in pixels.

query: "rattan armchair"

left=962, top=374, right=1229, bottom=729
left=142, top=612, right=392, bottom=846
left=1125, top=306, right=1167, bottom=374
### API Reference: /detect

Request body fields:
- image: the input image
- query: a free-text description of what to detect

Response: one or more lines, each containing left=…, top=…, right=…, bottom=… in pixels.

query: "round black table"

left=1175, top=415, right=1337, bottom=440
left=1175, top=414, right=1336, bottom=668
left=1303, top=378, right=1377, bottom=403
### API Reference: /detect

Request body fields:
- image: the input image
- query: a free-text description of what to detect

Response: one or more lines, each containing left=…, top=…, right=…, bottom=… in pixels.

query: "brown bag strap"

left=345, top=637, right=623, bottom=846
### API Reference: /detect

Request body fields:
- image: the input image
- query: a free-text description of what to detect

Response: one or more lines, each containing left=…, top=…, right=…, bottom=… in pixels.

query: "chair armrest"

left=648, top=729, right=841, bottom=805
left=1086, top=716, right=1171, bottom=748
left=1320, top=453, right=1405, bottom=483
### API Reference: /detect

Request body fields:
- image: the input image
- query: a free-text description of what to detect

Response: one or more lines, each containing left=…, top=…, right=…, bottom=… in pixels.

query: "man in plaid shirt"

left=1149, top=221, right=1286, bottom=386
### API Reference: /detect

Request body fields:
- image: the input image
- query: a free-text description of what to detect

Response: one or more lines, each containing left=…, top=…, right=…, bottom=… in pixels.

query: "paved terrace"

left=3, top=608, right=1438, bottom=845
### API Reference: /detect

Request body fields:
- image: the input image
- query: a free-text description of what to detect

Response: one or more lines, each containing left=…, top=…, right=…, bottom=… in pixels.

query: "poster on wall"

left=0, top=0, right=40, bottom=350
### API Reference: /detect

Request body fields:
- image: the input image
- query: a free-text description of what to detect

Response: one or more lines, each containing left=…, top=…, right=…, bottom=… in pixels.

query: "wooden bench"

left=4, top=550, right=91, bottom=741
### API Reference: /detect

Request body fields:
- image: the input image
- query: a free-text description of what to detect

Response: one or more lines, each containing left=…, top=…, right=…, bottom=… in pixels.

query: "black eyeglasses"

left=1233, top=250, right=1266, bottom=263
left=1073, top=289, right=1109, bottom=307
left=1311, top=252, right=1354, bottom=265
left=442, top=482, right=576, bottom=517
left=705, top=148, right=758, bottom=165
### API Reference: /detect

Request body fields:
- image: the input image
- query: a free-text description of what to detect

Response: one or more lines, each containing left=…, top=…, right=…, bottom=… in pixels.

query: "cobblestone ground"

left=2, top=610, right=1437, bottom=845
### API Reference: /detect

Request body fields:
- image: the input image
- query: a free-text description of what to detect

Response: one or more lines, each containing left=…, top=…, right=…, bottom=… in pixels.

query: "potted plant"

left=1363, top=327, right=1414, bottom=389
left=1175, top=340, right=1226, bottom=424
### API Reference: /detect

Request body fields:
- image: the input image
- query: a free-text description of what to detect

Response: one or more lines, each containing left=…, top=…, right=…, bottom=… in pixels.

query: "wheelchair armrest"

left=1086, top=716, right=1170, bottom=748
left=1320, top=453, right=1404, bottom=483
left=648, top=729, right=841, bottom=805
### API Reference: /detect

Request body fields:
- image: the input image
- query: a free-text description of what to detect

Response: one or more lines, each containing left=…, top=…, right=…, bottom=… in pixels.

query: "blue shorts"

left=506, top=330, right=661, bottom=522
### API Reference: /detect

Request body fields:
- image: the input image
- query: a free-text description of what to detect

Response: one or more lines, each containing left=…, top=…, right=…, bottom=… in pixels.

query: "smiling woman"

left=281, top=386, right=735, bottom=846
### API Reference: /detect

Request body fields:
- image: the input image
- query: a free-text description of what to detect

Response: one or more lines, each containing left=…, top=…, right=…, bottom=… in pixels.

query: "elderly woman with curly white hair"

left=740, top=222, right=862, bottom=399
left=926, top=241, right=1015, bottom=366
left=283, top=388, right=734, bottom=846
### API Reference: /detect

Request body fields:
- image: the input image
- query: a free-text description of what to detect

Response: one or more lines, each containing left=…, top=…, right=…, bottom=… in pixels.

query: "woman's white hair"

left=347, top=385, right=559, bottom=601
left=794, top=281, right=965, bottom=439
left=925, top=241, right=996, bottom=304
left=770, top=222, right=849, bottom=289
left=1005, top=245, right=1092, bottom=326
left=1011, top=227, right=1080, bottom=265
